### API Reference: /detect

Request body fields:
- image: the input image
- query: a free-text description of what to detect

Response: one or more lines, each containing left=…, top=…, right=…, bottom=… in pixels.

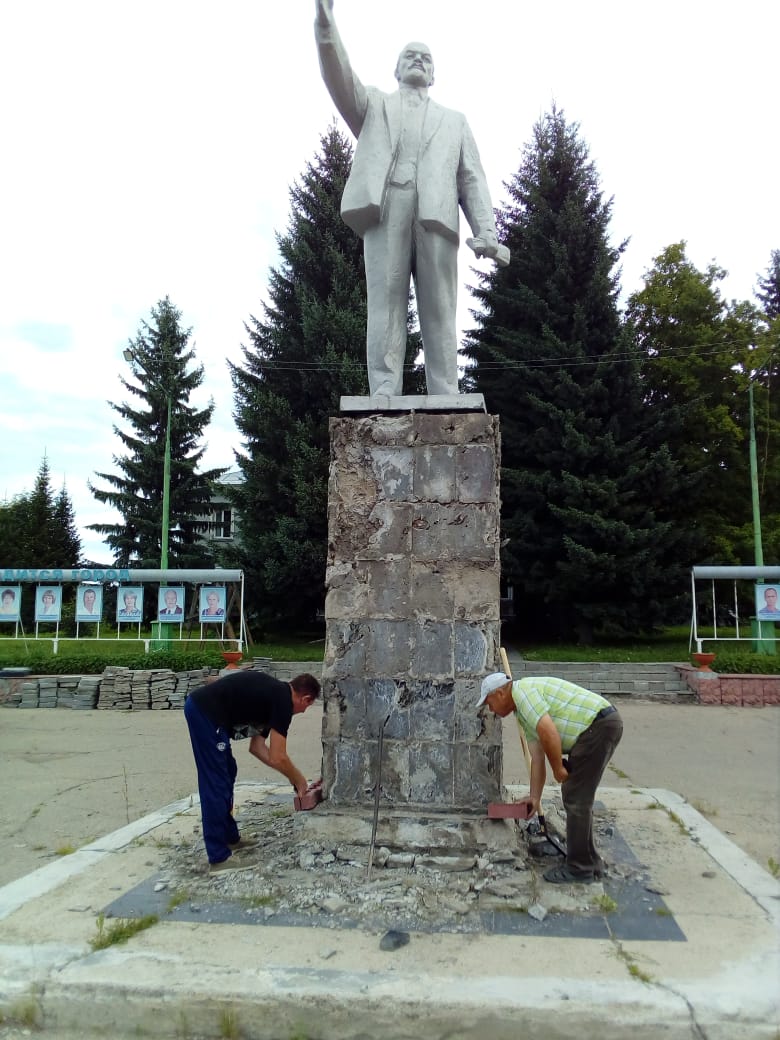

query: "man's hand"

left=521, top=795, right=540, bottom=819
left=315, top=0, right=334, bottom=26
left=552, top=762, right=570, bottom=784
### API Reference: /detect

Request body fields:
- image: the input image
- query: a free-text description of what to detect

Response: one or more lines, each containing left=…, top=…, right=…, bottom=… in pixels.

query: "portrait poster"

left=0, top=585, right=21, bottom=622
left=199, top=586, right=226, bottom=622
left=158, top=586, right=185, bottom=622
left=117, top=586, right=144, bottom=622
left=76, top=584, right=103, bottom=622
left=36, top=585, right=62, bottom=622
left=755, top=584, right=780, bottom=620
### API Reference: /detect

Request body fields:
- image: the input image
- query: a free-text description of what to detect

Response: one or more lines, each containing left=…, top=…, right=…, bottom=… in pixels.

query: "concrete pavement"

left=0, top=701, right=778, bottom=1038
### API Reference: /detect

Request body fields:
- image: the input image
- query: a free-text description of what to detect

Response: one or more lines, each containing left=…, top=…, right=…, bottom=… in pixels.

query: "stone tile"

left=365, top=559, right=411, bottom=616
left=456, top=444, right=497, bottom=503
left=413, top=444, right=456, bottom=502
left=409, top=742, right=454, bottom=803
left=410, top=621, right=453, bottom=677
left=368, top=447, right=414, bottom=500
left=409, top=681, right=455, bottom=740
left=454, top=622, right=489, bottom=675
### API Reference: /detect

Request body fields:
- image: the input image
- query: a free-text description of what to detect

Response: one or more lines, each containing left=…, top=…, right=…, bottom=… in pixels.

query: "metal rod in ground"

left=367, top=714, right=390, bottom=881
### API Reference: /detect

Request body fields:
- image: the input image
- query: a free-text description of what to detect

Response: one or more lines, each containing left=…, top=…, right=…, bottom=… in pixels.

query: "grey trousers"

left=561, top=710, right=623, bottom=876
left=363, top=184, right=459, bottom=397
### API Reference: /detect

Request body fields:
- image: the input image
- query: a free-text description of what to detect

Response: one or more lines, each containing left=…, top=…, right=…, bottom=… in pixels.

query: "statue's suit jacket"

left=315, top=21, right=496, bottom=246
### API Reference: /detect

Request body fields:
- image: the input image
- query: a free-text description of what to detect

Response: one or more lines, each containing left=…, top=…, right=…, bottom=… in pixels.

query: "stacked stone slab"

left=37, top=678, right=58, bottom=708
left=74, top=676, right=100, bottom=709
left=97, top=666, right=133, bottom=709
left=322, top=411, right=503, bottom=812
left=19, top=680, right=39, bottom=708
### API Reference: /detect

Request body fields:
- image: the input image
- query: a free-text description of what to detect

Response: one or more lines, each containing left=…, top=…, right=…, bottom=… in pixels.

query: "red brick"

left=762, top=680, right=780, bottom=705
left=720, top=678, right=742, bottom=705
left=740, top=686, right=764, bottom=707
left=487, top=801, right=533, bottom=820
left=696, top=679, right=722, bottom=704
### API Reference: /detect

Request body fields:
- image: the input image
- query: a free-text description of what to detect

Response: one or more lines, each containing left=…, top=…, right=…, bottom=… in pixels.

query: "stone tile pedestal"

left=321, top=411, right=503, bottom=814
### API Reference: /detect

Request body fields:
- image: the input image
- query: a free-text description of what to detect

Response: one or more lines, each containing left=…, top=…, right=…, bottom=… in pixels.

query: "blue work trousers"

left=184, top=697, right=240, bottom=864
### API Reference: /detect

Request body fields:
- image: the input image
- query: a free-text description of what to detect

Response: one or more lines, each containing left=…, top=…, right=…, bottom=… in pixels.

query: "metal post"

left=749, top=382, right=764, bottom=568
left=152, top=392, right=173, bottom=651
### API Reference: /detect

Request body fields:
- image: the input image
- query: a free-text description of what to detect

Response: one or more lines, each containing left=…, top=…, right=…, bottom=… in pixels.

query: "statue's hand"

left=466, top=234, right=511, bottom=268
left=315, top=0, right=335, bottom=25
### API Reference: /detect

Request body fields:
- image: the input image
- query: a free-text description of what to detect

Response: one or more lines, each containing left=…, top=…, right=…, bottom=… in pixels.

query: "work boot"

left=208, top=856, right=256, bottom=876
left=228, top=837, right=259, bottom=852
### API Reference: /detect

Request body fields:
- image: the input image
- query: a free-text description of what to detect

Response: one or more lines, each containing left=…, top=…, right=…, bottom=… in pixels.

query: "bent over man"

left=477, top=673, right=623, bottom=884
left=185, top=670, right=320, bottom=873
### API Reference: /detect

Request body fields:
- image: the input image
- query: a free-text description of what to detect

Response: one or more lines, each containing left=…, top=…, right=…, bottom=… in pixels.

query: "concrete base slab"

left=339, top=393, right=486, bottom=413
left=0, top=785, right=777, bottom=1040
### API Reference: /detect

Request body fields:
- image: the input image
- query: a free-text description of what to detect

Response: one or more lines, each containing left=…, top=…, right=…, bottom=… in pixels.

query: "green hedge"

left=711, top=652, right=780, bottom=675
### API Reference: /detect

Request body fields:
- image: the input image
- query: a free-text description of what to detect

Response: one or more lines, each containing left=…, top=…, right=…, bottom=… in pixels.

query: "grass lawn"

left=1, top=625, right=776, bottom=672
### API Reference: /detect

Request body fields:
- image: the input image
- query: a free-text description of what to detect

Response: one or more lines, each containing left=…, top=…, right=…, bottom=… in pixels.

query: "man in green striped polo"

left=477, top=673, right=623, bottom=883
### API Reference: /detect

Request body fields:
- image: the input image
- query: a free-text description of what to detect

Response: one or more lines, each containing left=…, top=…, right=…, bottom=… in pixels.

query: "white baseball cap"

left=475, top=672, right=510, bottom=708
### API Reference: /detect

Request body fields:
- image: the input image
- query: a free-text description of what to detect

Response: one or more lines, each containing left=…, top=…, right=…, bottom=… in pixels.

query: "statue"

left=314, top=0, right=509, bottom=398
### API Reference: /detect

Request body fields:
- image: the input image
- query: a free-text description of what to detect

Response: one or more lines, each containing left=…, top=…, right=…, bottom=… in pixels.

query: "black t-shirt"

left=189, top=671, right=293, bottom=739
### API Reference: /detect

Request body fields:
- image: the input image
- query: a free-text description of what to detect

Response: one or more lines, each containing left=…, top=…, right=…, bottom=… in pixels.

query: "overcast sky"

left=1, top=0, right=777, bottom=563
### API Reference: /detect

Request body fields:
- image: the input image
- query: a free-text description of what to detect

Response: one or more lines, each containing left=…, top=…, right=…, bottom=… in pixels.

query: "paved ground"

left=2, top=700, right=778, bottom=886
left=0, top=700, right=778, bottom=1039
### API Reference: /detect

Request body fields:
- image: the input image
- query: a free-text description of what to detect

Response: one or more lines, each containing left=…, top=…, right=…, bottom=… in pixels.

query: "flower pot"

left=220, top=651, right=243, bottom=670
left=691, top=652, right=716, bottom=671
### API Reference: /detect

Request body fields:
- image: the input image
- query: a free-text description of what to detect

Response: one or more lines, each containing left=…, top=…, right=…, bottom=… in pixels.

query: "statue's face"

left=395, top=42, right=434, bottom=87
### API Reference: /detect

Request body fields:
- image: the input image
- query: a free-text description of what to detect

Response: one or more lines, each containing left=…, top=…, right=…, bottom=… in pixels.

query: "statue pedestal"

left=322, top=410, right=503, bottom=812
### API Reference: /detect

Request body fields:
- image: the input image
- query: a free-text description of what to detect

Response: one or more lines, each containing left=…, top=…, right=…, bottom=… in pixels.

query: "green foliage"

left=88, top=297, right=224, bottom=572
left=89, top=912, right=159, bottom=950
left=462, top=106, right=688, bottom=642
left=626, top=243, right=764, bottom=564
left=709, top=651, right=780, bottom=674
left=0, top=456, right=82, bottom=572
left=229, top=126, right=422, bottom=629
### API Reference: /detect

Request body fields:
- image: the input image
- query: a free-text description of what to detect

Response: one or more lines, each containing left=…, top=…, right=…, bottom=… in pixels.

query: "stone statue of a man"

left=314, top=0, right=509, bottom=398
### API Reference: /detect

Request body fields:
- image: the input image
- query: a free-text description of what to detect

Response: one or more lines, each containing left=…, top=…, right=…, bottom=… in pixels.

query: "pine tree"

left=462, top=107, right=687, bottom=641
left=0, top=456, right=81, bottom=566
left=89, top=297, right=224, bottom=568
left=52, top=483, right=83, bottom=566
left=229, top=126, right=422, bottom=629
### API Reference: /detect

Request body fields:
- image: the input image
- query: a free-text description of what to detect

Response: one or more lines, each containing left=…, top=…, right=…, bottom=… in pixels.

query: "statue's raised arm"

left=314, top=0, right=368, bottom=139
left=314, top=0, right=334, bottom=27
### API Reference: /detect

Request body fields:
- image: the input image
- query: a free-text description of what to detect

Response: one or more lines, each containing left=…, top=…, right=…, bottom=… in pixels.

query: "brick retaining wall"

left=677, top=666, right=780, bottom=706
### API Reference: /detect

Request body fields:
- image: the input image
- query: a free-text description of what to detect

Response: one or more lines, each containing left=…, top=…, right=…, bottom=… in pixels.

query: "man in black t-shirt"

left=184, top=670, right=321, bottom=873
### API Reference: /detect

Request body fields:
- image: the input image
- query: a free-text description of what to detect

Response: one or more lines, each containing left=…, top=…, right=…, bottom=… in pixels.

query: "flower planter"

left=691, top=652, right=716, bottom=671
left=220, top=651, right=243, bottom=670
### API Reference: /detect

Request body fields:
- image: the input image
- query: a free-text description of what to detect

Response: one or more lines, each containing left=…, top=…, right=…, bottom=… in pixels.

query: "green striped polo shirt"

left=511, top=677, right=610, bottom=751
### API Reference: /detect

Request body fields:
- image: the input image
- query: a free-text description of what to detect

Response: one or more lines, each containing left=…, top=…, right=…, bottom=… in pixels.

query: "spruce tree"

left=462, top=107, right=687, bottom=641
left=0, top=456, right=81, bottom=567
left=229, top=126, right=422, bottom=629
left=89, top=297, right=223, bottom=568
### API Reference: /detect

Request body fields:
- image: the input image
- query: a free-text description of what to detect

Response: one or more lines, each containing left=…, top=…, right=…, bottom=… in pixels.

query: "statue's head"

left=395, top=42, right=434, bottom=88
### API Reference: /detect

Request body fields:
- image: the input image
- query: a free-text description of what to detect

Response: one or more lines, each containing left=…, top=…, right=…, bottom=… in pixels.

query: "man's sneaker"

left=208, top=857, right=256, bottom=876
left=228, top=837, right=259, bottom=852
left=543, top=864, right=597, bottom=884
